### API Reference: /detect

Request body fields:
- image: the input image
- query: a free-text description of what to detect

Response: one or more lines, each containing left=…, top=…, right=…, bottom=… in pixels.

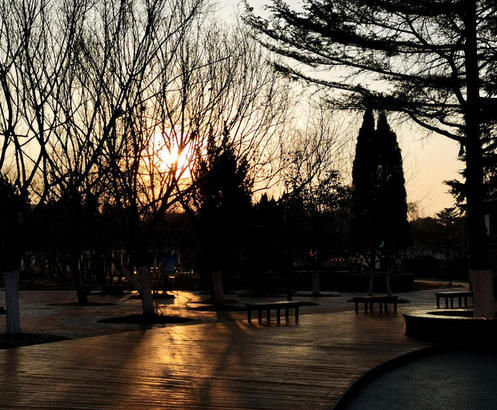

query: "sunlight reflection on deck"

left=0, top=310, right=431, bottom=408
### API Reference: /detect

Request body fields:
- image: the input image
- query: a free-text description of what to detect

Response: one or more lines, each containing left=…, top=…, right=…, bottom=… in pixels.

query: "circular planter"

left=404, top=309, right=497, bottom=340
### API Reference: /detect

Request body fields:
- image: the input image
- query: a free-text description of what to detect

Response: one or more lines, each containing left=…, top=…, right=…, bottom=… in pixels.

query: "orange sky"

left=397, top=126, right=461, bottom=217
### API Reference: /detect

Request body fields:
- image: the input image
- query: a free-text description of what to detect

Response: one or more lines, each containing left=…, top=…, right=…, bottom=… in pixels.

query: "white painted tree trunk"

left=4, top=271, right=21, bottom=334
left=122, top=265, right=155, bottom=317
left=136, top=266, right=154, bottom=317
left=471, top=269, right=495, bottom=318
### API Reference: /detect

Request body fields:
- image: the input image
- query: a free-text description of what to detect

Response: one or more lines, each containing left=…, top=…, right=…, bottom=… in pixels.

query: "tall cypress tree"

left=351, top=110, right=408, bottom=272
left=351, top=109, right=378, bottom=259
left=375, top=113, right=409, bottom=255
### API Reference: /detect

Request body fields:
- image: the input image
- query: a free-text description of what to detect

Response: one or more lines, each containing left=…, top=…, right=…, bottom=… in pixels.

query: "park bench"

left=246, top=301, right=303, bottom=324
left=352, top=295, right=398, bottom=314
left=435, top=291, right=473, bottom=308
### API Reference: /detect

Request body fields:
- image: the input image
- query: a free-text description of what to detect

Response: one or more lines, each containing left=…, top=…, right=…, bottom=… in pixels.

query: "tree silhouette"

left=30, top=190, right=100, bottom=305
left=0, top=175, right=28, bottom=273
left=245, top=0, right=496, bottom=315
left=375, top=113, right=409, bottom=256
left=351, top=111, right=408, bottom=293
left=446, top=128, right=497, bottom=209
left=0, top=175, right=29, bottom=334
left=193, top=134, right=253, bottom=303
left=351, top=109, right=378, bottom=263
left=250, top=194, right=284, bottom=277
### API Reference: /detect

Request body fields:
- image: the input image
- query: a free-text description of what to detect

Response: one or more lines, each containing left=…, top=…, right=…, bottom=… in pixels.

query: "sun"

left=150, top=130, right=192, bottom=175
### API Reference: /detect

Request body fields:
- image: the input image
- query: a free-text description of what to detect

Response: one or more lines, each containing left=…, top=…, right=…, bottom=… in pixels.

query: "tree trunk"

left=385, top=269, right=392, bottom=297
left=212, top=270, right=224, bottom=305
left=368, top=248, right=376, bottom=296
left=4, top=271, right=21, bottom=335
left=136, top=266, right=155, bottom=317
left=463, top=0, right=494, bottom=318
left=70, top=254, right=88, bottom=305
left=312, top=270, right=320, bottom=296
left=471, top=270, right=494, bottom=317
left=121, top=264, right=155, bottom=316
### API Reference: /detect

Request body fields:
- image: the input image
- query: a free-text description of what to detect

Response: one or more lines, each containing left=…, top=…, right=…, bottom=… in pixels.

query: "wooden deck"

left=0, top=311, right=431, bottom=409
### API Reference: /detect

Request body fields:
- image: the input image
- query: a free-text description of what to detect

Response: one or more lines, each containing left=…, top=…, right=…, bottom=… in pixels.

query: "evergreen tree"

left=194, top=133, right=253, bottom=302
left=446, top=128, right=497, bottom=210
left=351, top=109, right=378, bottom=260
left=0, top=175, right=29, bottom=273
left=376, top=113, right=409, bottom=255
left=351, top=111, right=408, bottom=272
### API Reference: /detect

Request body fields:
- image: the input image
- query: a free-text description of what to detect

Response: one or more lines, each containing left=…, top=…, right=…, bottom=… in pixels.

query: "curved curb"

left=333, top=344, right=442, bottom=410
left=404, top=309, right=497, bottom=340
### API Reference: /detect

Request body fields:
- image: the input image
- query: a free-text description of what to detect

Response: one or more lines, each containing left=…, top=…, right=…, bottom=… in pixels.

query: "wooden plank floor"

left=0, top=311, right=431, bottom=409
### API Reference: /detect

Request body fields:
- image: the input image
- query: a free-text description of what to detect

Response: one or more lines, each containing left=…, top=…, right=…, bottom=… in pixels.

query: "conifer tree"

left=351, top=111, right=408, bottom=276
left=376, top=113, right=409, bottom=256
left=351, top=109, right=378, bottom=264
left=194, top=134, right=253, bottom=303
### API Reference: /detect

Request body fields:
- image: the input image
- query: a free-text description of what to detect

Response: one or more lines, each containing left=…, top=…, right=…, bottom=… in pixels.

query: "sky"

left=213, top=0, right=462, bottom=217
left=395, top=124, right=461, bottom=218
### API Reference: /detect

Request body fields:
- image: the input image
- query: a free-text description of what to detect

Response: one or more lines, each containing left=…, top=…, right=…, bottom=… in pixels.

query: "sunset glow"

left=150, top=130, right=192, bottom=175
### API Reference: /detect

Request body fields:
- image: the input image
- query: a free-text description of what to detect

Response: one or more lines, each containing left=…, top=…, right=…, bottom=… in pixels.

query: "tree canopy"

left=244, top=0, right=495, bottom=272
left=351, top=109, right=377, bottom=253
left=351, top=110, right=408, bottom=265
left=375, top=113, right=409, bottom=252
left=244, top=0, right=497, bottom=141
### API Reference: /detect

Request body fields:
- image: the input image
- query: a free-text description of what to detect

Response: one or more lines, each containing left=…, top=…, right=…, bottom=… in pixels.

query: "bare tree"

left=64, top=0, right=207, bottom=316
left=0, top=0, right=93, bottom=330
left=0, top=0, right=86, bottom=199
left=91, top=10, right=290, bottom=314
left=277, top=102, right=350, bottom=204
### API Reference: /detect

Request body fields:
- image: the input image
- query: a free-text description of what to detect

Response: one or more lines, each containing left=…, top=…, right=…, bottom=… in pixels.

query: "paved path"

left=0, top=309, right=431, bottom=409
left=343, top=346, right=497, bottom=410
left=0, top=284, right=466, bottom=408
left=0, top=285, right=452, bottom=338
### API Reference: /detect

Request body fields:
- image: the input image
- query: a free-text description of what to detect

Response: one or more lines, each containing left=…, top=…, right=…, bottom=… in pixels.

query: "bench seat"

left=435, top=291, right=473, bottom=308
left=246, top=301, right=303, bottom=324
left=352, top=296, right=398, bottom=314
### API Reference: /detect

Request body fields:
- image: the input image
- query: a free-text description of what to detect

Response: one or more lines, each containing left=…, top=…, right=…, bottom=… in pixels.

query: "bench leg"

left=295, top=307, right=299, bottom=322
left=285, top=308, right=289, bottom=321
left=464, top=296, right=468, bottom=307
left=445, top=298, right=449, bottom=308
left=277, top=309, right=281, bottom=324
left=436, top=295, right=440, bottom=308
left=248, top=310, right=252, bottom=324
left=364, top=302, right=368, bottom=314
left=458, top=296, right=462, bottom=307
left=258, top=310, right=262, bottom=324
left=267, top=309, right=271, bottom=323
left=385, top=303, right=388, bottom=312
left=394, top=302, right=397, bottom=313
left=355, top=302, right=359, bottom=314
